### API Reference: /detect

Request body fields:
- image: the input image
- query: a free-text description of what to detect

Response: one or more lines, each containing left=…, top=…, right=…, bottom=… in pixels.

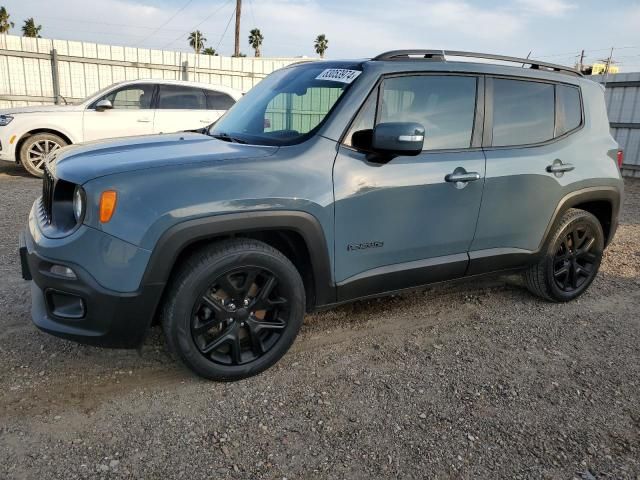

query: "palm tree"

left=0, top=7, right=14, bottom=34
left=188, top=30, right=206, bottom=54
left=248, top=28, right=263, bottom=57
left=21, top=17, right=41, bottom=38
left=202, top=47, right=217, bottom=56
left=314, top=34, right=328, bottom=58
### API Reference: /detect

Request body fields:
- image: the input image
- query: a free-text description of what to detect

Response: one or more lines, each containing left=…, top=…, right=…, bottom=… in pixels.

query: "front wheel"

left=161, top=239, right=305, bottom=381
left=525, top=208, right=604, bottom=302
left=19, top=133, right=67, bottom=177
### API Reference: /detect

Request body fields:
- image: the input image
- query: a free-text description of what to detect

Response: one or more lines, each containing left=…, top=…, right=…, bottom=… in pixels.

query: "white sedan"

left=0, top=79, right=242, bottom=176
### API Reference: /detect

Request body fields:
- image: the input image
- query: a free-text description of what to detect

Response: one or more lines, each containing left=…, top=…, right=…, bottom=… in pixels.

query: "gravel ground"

left=0, top=162, right=638, bottom=480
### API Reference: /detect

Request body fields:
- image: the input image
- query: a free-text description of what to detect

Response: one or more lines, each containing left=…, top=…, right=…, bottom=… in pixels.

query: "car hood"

left=52, top=132, right=278, bottom=185
left=0, top=104, right=84, bottom=115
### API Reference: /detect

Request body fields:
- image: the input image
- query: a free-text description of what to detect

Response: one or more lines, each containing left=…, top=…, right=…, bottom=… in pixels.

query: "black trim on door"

left=150, top=84, right=160, bottom=109
left=471, top=76, right=485, bottom=148
left=336, top=253, right=468, bottom=302
left=482, top=76, right=494, bottom=147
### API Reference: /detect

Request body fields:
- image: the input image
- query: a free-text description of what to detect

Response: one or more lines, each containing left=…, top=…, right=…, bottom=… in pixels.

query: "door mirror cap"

left=371, top=122, right=425, bottom=156
left=95, top=99, right=113, bottom=111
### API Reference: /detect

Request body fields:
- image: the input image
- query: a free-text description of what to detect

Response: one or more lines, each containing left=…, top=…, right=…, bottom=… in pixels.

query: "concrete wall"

left=0, top=34, right=309, bottom=108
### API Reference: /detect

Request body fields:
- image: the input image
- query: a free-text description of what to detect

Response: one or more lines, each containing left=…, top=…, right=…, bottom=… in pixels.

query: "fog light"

left=49, top=264, right=77, bottom=279
left=46, top=290, right=85, bottom=319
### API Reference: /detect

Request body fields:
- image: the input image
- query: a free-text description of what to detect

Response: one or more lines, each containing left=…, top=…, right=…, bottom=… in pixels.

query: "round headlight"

left=73, top=186, right=85, bottom=223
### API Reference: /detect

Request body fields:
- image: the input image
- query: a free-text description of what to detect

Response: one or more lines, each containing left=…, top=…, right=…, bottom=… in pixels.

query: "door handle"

left=137, top=118, right=151, bottom=123
left=199, top=119, right=211, bottom=123
left=546, top=161, right=574, bottom=173
left=445, top=171, right=481, bottom=183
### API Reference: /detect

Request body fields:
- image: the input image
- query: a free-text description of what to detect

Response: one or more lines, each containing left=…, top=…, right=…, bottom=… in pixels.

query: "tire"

left=161, top=238, right=305, bottom=381
left=19, top=133, right=68, bottom=178
left=525, top=208, right=604, bottom=302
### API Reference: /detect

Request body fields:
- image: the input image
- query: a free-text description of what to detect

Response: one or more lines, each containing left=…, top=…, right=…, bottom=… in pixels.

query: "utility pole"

left=603, top=47, right=614, bottom=86
left=604, top=47, right=614, bottom=75
left=578, top=49, right=585, bottom=72
left=234, top=0, right=241, bottom=57
left=193, top=30, right=199, bottom=80
left=603, top=47, right=614, bottom=87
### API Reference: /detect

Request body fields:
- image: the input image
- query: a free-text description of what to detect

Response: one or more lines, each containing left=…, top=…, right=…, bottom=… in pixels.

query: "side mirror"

left=95, top=99, right=113, bottom=111
left=371, top=122, right=425, bottom=156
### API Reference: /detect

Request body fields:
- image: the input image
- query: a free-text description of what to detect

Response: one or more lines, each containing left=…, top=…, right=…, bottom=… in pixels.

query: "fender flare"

left=141, top=210, right=336, bottom=307
left=540, top=186, right=621, bottom=250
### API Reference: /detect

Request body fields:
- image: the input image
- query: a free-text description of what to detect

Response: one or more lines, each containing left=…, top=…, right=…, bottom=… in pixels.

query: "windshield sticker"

left=315, top=69, right=362, bottom=84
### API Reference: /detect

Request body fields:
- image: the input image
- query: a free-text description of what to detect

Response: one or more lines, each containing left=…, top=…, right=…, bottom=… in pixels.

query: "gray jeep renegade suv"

left=20, top=50, right=623, bottom=380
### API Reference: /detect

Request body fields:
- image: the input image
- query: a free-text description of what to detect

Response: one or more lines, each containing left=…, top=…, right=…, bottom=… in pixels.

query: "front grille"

left=42, top=166, right=55, bottom=224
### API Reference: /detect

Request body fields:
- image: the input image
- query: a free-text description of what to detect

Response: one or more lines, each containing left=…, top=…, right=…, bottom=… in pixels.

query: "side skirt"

left=329, top=248, right=540, bottom=309
left=335, top=253, right=468, bottom=303
left=466, top=247, right=540, bottom=276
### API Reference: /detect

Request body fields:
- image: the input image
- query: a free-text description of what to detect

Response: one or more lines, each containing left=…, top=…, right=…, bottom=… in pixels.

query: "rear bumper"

left=21, top=227, right=164, bottom=349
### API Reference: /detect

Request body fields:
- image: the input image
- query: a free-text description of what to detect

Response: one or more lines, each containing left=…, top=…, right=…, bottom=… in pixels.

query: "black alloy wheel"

left=552, top=224, right=599, bottom=293
left=191, top=267, right=289, bottom=366
left=525, top=208, right=604, bottom=302
left=161, top=239, right=305, bottom=381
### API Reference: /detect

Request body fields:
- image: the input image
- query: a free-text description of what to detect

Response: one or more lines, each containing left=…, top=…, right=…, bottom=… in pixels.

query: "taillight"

left=617, top=150, right=624, bottom=168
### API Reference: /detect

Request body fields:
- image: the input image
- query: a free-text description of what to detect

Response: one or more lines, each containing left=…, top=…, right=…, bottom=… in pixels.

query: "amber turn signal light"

left=99, top=190, right=117, bottom=223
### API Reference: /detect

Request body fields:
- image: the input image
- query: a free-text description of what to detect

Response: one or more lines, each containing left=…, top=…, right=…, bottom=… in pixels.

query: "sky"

left=3, top=0, right=640, bottom=70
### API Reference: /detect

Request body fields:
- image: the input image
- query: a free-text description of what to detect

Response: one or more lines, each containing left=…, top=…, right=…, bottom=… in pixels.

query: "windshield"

left=210, top=63, right=362, bottom=146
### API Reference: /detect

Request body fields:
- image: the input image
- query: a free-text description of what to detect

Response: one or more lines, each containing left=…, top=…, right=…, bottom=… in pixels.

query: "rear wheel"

left=525, top=208, right=604, bottom=302
left=161, top=239, right=305, bottom=381
left=19, top=133, right=67, bottom=177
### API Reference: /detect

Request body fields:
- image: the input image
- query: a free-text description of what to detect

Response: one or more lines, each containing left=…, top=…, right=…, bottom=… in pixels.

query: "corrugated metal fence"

left=594, top=72, right=640, bottom=178
left=0, top=34, right=308, bottom=108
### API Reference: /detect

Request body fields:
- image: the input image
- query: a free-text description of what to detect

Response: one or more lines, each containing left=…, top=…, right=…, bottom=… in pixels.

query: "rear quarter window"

left=556, top=84, right=582, bottom=135
left=206, top=90, right=236, bottom=110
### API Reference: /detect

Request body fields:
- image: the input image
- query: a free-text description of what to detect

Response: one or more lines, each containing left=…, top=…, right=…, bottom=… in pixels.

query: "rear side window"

left=492, top=79, right=555, bottom=146
left=556, top=85, right=582, bottom=135
left=380, top=75, right=477, bottom=150
left=158, top=85, right=207, bottom=110
left=206, top=90, right=236, bottom=110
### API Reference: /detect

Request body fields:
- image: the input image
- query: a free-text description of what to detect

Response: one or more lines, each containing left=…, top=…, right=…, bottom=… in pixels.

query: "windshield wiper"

left=211, top=132, right=246, bottom=144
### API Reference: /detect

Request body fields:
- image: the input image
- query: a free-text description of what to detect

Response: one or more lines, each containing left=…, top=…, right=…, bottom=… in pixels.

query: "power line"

left=535, top=45, right=638, bottom=59
left=137, top=0, right=195, bottom=46
left=161, top=0, right=233, bottom=49
left=248, top=0, right=257, bottom=27
left=215, top=5, right=237, bottom=53
left=25, top=15, right=188, bottom=32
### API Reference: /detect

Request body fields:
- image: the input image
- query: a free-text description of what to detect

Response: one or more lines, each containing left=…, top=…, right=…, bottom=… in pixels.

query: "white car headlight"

left=0, top=115, right=13, bottom=126
left=73, top=186, right=85, bottom=223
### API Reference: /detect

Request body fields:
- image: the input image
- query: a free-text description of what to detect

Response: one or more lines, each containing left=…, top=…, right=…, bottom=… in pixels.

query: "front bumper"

left=0, top=149, right=13, bottom=162
left=0, top=129, right=17, bottom=162
left=21, top=225, right=164, bottom=349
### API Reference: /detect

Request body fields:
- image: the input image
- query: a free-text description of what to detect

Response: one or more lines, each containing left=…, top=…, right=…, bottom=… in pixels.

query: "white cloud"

left=516, top=0, right=576, bottom=16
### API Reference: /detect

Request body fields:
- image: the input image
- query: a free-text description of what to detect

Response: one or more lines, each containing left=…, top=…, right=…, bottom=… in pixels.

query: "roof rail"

left=372, top=50, right=582, bottom=77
